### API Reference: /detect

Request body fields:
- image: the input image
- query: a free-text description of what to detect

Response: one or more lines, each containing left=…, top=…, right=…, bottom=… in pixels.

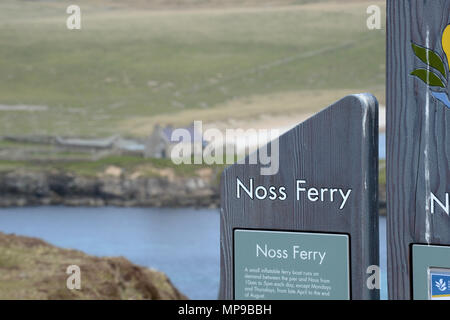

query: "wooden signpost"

left=387, top=0, right=450, bottom=300
left=219, top=94, right=379, bottom=300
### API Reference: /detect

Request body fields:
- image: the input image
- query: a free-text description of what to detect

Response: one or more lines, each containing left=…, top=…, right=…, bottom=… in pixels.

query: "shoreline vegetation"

left=0, top=231, right=187, bottom=299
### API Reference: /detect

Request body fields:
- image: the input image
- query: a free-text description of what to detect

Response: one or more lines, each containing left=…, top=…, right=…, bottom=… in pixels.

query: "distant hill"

left=0, top=0, right=385, bottom=137
left=51, top=0, right=372, bottom=10
left=73, top=0, right=324, bottom=9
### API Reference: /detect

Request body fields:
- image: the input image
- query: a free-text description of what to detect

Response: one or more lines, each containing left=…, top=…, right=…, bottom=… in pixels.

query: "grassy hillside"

left=0, top=0, right=385, bottom=137
left=0, top=231, right=186, bottom=299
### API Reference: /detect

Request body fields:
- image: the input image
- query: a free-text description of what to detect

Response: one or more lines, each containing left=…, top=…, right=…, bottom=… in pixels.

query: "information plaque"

left=412, top=244, right=450, bottom=300
left=234, top=230, right=350, bottom=300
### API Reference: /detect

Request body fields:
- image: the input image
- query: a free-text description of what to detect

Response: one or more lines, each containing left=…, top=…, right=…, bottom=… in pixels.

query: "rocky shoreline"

left=0, top=169, right=220, bottom=208
left=0, top=168, right=386, bottom=213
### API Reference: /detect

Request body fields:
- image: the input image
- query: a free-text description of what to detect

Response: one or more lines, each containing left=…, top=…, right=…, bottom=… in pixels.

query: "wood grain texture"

left=387, top=0, right=450, bottom=300
left=219, top=94, right=379, bottom=300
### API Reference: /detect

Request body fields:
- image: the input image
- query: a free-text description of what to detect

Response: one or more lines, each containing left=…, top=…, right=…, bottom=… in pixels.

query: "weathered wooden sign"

left=219, top=94, right=379, bottom=300
left=387, top=0, right=450, bottom=300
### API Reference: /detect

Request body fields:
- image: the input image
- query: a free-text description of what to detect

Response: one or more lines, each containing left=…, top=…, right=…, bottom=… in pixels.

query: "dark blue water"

left=0, top=207, right=387, bottom=300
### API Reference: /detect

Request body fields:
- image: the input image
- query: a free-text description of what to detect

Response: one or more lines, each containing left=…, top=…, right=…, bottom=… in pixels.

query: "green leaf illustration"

left=411, top=43, right=447, bottom=78
left=411, top=69, right=446, bottom=87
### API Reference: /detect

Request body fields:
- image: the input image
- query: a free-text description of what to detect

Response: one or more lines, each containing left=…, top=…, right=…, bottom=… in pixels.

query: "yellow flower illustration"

left=442, top=24, right=450, bottom=64
left=410, top=24, right=450, bottom=108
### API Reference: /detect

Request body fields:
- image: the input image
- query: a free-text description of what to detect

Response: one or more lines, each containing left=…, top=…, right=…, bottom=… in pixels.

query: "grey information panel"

left=220, top=94, right=379, bottom=300
left=234, top=230, right=350, bottom=300
left=387, top=0, right=450, bottom=299
left=412, top=245, right=450, bottom=300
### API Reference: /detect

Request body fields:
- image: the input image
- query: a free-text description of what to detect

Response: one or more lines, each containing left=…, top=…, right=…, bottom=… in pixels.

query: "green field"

left=0, top=0, right=385, bottom=137
left=0, top=155, right=222, bottom=178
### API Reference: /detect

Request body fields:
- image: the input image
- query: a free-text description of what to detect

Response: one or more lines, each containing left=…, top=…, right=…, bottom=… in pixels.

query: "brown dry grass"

left=0, top=232, right=187, bottom=300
